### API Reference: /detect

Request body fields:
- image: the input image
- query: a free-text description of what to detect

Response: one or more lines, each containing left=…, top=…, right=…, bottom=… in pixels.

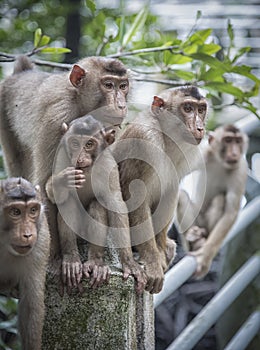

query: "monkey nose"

left=23, top=232, right=32, bottom=239
left=118, top=104, right=126, bottom=110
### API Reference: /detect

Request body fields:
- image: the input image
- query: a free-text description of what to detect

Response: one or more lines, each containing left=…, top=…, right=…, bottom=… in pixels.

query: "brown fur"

left=0, top=178, right=50, bottom=350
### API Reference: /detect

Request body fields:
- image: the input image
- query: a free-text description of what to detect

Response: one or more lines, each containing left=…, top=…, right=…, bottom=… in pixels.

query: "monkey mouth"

left=12, top=244, right=32, bottom=255
left=195, top=138, right=202, bottom=144
left=76, top=165, right=90, bottom=171
left=226, top=159, right=238, bottom=164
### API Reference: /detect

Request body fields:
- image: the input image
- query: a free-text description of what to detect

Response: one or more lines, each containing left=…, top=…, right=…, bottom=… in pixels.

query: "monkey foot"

left=122, top=261, right=147, bottom=294
left=83, top=260, right=111, bottom=289
left=144, top=262, right=164, bottom=294
left=186, top=226, right=207, bottom=251
left=189, top=249, right=211, bottom=279
left=62, top=256, right=83, bottom=293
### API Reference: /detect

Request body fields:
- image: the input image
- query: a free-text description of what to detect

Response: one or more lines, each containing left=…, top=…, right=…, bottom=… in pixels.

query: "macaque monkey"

left=45, top=115, right=146, bottom=292
left=112, top=86, right=208, bottom=293
left=177, top=125, right=248, bottom=278
left=0, top=177, right=50, bottom=350
left=0, top=55, right=129, bottom=263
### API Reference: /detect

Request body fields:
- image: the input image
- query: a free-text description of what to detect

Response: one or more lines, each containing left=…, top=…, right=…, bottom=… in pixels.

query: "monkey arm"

left=45, top=175, right=69, bottom=204
left=45, top=167, right=85, bottom=204
left=191, top=191, right=241, bottom=278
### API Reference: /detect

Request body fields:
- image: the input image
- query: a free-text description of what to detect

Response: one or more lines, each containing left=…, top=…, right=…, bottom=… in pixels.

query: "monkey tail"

left=13, top=55, right=34, bottom=75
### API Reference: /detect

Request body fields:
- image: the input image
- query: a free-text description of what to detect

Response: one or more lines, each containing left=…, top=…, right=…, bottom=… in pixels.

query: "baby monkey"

left=46, top=115, right=146, bottom=293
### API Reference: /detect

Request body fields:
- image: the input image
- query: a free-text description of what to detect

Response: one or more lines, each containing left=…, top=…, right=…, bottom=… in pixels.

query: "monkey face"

left=209, top=127, right=247, bottom=169
left=4, top=200, right=40, bottom=256
left=151, top=87, right=207, bottom=145
left=179, top=99, right=207, bottom=144
left=100, top=75, right=129, bottom=118
left=221, top=134, right=244, bottom=169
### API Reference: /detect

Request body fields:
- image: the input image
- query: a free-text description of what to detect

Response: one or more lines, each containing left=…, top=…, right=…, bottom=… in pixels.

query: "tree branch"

left=107, top=45, right=181, bottom=58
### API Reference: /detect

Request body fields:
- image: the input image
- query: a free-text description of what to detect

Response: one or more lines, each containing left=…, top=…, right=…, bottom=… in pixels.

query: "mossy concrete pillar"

left=42, top=268, right=154, bottom=350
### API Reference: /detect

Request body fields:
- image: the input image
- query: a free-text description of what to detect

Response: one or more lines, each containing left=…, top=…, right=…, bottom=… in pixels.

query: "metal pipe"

left=154, top=196, right=260, bottom=308
left=166, top=254, right=260, bottom=350
left=224, top=311, right=260, bottom=350
left=235, top=113, right=260, bottom=134
left=222, top=196, right=260, bottom=246
left=153, top=255, right=197, bottom=308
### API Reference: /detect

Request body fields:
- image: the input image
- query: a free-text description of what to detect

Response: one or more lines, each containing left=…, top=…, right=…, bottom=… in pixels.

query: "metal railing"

left=154, top=114, right=260, bottom=350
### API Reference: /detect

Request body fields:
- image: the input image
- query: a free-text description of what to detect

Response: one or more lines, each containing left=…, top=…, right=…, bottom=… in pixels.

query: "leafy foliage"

left=0, top=1, right=259, bottom=118
left=0, top=297, right=19, bottom=350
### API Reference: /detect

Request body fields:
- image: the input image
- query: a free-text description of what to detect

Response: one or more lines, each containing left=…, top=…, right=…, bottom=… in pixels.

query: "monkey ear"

left=35, top=185, right=41, bottom=193
left=61, top=122, right=69, bottom=134
left=151, top=96, right=165, bottom=116
left=69, top=65, right=86, bottom=88
left=104, top=129, right=116, bottom=145
left=208, top=132, right=215, bottom=144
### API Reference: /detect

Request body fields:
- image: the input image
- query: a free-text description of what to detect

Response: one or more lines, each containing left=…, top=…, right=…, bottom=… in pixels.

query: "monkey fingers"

left=62, top=256, right=83, bottom=290
left=66, top=168, right=86, bottom=188
left=122, top=262, right=147, bottom=294
left=189, top=249, right=211, bottom=279
left=143, top=262, right=164, bottom=294
left=82, top=260, right=111, bottom=289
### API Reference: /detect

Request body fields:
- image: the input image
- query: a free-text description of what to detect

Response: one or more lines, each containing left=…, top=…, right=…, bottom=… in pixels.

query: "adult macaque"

left=113, top=86, right=208, bottom=293
left=0, top=177, right=50, bottom=350
left=0, top=55, right=129, bottom=262
left=45, top=115, right=146, bottom=292
left=177, top=125, right=248, bottom=278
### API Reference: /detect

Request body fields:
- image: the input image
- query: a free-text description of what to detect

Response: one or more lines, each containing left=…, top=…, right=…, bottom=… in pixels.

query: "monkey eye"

left=198, top=105, right=206, bottom=114
left=183, top=103, right=192, bottom=113
left=9, top=207, right=21, bottom=217
left=120, top=82, right=128, bottom=90
left=70, top=139, right=80, bottom=149
left=224, top=137, right=232, bottom=143
left=30, top=206, right=39, bottom=216
left=104, top=81, right=114, bottom=90
left=85, top=139, right=95, bottom=149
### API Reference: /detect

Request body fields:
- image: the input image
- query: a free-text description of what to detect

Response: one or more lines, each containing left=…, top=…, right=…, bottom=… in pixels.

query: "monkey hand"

left=143, top=261, right=164, bottom=294
left=189, top=248, right=212, bottom=279
left=186, top=226, right=207, bottom=251
left=65, top=167, right=86, bottom=188
left=83, top=259, right=111, bottom=289
left=62, top=254, right=83, bottom=293
left=55, top=167, right=86, bottom=189
left=122, top=260, right=147, bottom=294
left=164, top=237, right=177, bottom=270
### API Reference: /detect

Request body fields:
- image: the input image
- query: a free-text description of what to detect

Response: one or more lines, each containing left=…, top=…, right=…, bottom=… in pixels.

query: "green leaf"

left=86, top=0, right=96, bottom=14
left=232, top=46, right=251, bottom=63
left=203, top=82, right=244, bottom=98
left=227, top=19, right=234, bottom=44
left=183, top=43, right=198, bottom=55
left=200, top=68, right=225, bottom=82
left=166, top=53, right=193, bottom=65
left=34, top=28, right=42, bottom=48
left=197, top=43, right=221, bottom=55
left=174, top=70, right=195, bottom=80
left=39, top=35, right=50, bottom=47
left=122, top=7, right=148, bottom=48
left=188, top=53, right=231, bottom=73
left=231, top=65, right=260, bottom=83
left=40, top=47, right=71, bottom=53
left=187, top=29, right=212, bottom=45
left=196, top=10, right=202, bottom=21
left=242, top=82, right=260, bottom=98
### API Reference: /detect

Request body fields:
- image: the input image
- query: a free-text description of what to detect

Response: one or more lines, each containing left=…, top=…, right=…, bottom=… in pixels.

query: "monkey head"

left=151, top=86, right=208, bottom=144
left=0, top=178, right=42, bottom=256
left=61, top=115, right=116, bottom=170
left=208, top=124, right=248, bottom=170
left=69, top=57, right=129, bottom=123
